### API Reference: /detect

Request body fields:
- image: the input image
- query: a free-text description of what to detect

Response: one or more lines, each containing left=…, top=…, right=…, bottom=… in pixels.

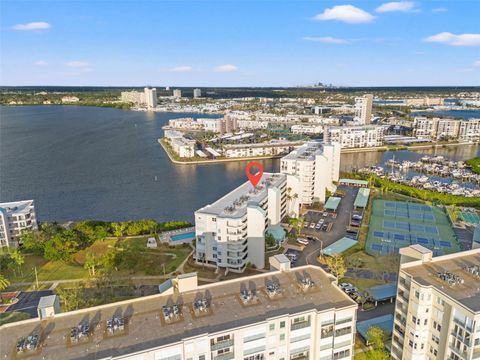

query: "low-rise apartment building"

left=0, top=267, right=357, bottom=360
left=0, top=200, right=38, bottom=248
left=290, top=124, right=324, bottom=135
left=168, top=117, right=237, bottom=134
left=324, top=125, right=385, bottom=148
left=391, top=245, right=480, bottom=360
left=169, top=137, right=196, bottom=158
left=280, top=142, right=340, bottom=212
left=195, top=173, right=287, bottom=272
left=222, top=141, right=303, bottom=158
left=413, top=117, right=480, bottom=141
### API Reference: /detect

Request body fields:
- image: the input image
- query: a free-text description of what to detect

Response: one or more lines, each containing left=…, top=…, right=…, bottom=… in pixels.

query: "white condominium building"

left=0, top=200, right=38, bottom=248
left=324, top=125, right=385, bottom=149
left=222, top=141, right=303, bottom=159
left=168, top=117, right=237, bottom=134
left=0, top=267, right=357, bottom=360
left=145, top=87, right=157, bottom=109
left=413, top=117, right=480, bottom=142
left=354, top=94, right=373, bottom=125
left=195, top=173, right=287, bottom=272
left=193, top=88, right=202, bottom=98
left=169, top=137, right=196, bottom=158
left=173, top=89, right=182, bottom=98
left=280, top=142, right=341, bottom=213
left=237, top=120, right=269, bottom=130
left=290, top=124, right=324, bottom=135
left=391, top=245, right=480, bottom=360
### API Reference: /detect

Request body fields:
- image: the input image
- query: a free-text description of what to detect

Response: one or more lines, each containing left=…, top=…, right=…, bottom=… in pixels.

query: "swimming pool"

left=170, top=231, right=195, bottom=241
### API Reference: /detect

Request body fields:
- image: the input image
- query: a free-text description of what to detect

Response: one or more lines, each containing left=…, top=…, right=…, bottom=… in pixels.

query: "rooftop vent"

left=464, top=265, right=480, bottom=278
left=70, top=323, right=90, bottom=343
left=106, top=316, right=125, bottom=334
left=299, top=276, right=315, bottom=290
left=266, top=281, right=282, bottom=298
left=16, top=334, right=39, bottom=353
left=436, top=271, right=464, bottom=286
left=240, top=289, right=257, bottom=304
left=193, top=298, right=210, bottom=314
left=162, top=305, right=181, bottom=322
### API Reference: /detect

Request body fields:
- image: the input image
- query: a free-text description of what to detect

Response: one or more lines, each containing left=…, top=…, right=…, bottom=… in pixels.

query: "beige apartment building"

left=413, top=117, right=480, bottom=142
left=0, top=267, right=357, bottom=360
left=391, top=245, right=480, bottom=360
left=324, top=125, right=385, bottom=148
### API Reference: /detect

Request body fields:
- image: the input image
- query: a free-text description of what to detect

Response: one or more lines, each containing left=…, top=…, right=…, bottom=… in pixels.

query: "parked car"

left=306, top=236, right=317, bottom=241
left=321, top=224, right=328, bottom=231
left=315, top=223, right=322, bottom=230
left=345, top=287, right=358, bottom=294
left=297, top=238, right=309, bottom=245
left=318, top=219, right=324, bottom=224
left=304, top=222, right=310, bottom=228
left=323, top=212, right=328, bottom=217
left=309, top=223, right=315, bottom=229
left=339, top=283, right=353, bottom=290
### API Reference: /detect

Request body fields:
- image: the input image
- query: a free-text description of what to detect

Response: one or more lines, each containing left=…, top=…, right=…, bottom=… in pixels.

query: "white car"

left=339, top=282, right=353, bottom=290
left=304, top=222, right=310, bottom=228
left=309, top=223, right=316, bottom=229
left=297, top=238, right=309, bottom=245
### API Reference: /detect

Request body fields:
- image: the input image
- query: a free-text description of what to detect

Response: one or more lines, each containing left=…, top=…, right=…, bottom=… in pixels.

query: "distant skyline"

left=1, top=0, right=479, bottom=87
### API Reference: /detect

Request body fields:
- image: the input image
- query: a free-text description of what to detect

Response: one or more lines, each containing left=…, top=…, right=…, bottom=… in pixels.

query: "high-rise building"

left=0, top=200, right=38, bottom=248
left=0, top=267, right=358, bottom=360
left=280, top=142, right=341, bottom=213
left=354, top=94, right=373, bottom=125
left=193, top=88, right=202, bottom=98
left=195, top=173, right=287, bottom=272
left=173, top=89, right=182, bottom=98
left=391, top=245, right=480, bottom=360
left=144, top=87, right=157, bottom=109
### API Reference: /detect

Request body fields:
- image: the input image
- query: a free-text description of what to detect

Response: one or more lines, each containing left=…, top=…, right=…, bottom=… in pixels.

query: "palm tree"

left=0, top=274, right=10, bottom=292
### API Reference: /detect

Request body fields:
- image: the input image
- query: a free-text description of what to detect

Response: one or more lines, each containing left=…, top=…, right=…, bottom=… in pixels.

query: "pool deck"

left=161, top=227, right=195, bottom=245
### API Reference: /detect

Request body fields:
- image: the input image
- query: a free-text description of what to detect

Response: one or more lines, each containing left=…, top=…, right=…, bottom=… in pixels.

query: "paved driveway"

left=296, top=185, right=360, bottom=266
left=6, top=290, right=54, bottom=318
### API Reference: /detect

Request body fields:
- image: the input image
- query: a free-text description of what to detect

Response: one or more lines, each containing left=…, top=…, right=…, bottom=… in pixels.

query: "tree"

left=367, top=326, right=387, bottom=350
left=323, top=255, right=346, bottom=281
left=44, top=229, right=87, bottom=261
left=0, top=274, right=10, bottom=292
left=10, top=249, right=24, bottom=276
left=84, top=252, right=99, bottom=277
left=56, top=286, right=84, bottom=311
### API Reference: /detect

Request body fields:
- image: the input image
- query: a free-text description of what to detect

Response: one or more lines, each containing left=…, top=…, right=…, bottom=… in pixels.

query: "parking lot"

left=292, top=185, right=362, bottom=266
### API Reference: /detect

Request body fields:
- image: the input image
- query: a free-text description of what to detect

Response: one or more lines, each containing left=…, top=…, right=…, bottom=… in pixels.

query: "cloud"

left=313, top=5, right=375, bottom=24
left=34, top=60, right=48, bottom=66
left=65, top=61, right=90, bottom=68
left=302, top=36, right=349, bottom=44
left=214, top=64, right=238, bottom=72
left=170, top=66, right=193, bottom=73
left=424, top=32, right=480, bottom=46
left=474, top=60, right=480, bottom=67
left=432, top=7, right=447, bottom=13
left=12, top=22, right=51, bottom=31
left=375, top=2, right=418, bottom=13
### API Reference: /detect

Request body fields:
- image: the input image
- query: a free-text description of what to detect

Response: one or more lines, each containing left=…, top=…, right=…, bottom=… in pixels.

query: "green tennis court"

left=366, top=200, right=460, bottom=256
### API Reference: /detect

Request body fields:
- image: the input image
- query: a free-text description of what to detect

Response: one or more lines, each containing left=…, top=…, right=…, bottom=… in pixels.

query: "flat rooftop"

left=281, top=141, right=324, bottom=161
left=0, top=265, right=357, bottom=360
left=0, top=200, right=34, bottom=215
left=402, top=251, right=480, bottom=312
left=196, top=172, right=286, bottom=218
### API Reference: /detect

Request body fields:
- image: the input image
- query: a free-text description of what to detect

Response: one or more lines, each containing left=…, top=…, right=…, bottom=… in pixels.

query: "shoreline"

left=158, top=139, right=283, bottom=165
left=160, top=138, right=479, bottom=165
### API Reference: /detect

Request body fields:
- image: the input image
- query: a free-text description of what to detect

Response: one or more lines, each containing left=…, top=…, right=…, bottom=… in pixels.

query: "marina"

left=359, top=155, right=480, bottom=197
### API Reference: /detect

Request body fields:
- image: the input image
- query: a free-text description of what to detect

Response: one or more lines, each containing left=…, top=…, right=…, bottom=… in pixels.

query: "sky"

left=1, top=0, right=479, bottom=87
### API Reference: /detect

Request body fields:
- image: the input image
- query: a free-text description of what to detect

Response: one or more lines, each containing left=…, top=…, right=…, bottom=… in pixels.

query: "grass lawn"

left=0, top=311, right=30, bottom=326
left=5, top=237, right=192, bottom=286
left=345, top=251, right=400, bottom=274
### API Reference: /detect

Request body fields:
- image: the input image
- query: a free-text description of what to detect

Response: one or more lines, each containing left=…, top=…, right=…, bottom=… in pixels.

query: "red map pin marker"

left=246, top=161, right=264, bottom=188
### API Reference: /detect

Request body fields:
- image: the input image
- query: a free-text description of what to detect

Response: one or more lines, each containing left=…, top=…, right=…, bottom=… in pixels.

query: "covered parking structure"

left=365, top=282, right=397, bottom=306
left=339, top=178, right=368, bottom=188
left=322, top=237, right=358, bottom=256
left=324, top=196, right=341, bottom=212
left=357, top=314, right=393, bottom=344
left=354, top=188, right=370, bottom=209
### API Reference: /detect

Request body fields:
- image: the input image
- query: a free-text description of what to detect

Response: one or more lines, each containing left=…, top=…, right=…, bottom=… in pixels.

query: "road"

left=297, top=185, right=359, bottom=266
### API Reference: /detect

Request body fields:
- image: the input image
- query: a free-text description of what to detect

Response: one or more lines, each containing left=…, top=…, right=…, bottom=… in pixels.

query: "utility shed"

left=37, top=295, right=60, bottom=320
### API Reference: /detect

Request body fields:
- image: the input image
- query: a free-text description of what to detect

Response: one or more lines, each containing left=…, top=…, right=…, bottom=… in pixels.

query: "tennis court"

left=366, top=200, right=460, bottom=256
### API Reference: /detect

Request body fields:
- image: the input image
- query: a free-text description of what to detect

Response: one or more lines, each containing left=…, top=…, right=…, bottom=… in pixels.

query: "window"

left=280, top=321, right=285, bottom=328
left=409, top=340, right=413, bottom=348
left=199, top=356, right=206, bottom=360
left=415, top=291, right=420, bottom=299
left=424, top=319, right=428, bottom=326
left=279, top=334, right=285, bottom=341
left=269, top=324, right=275, bottom=331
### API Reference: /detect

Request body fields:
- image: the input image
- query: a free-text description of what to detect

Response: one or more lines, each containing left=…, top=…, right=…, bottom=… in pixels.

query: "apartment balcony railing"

left=243, top=333, right=265, bottom=343
left=291, top=321, right=311, bottom=331
left=211, top=339, right=234, bottom=351
left=213, top=352, right=235, bottom=360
